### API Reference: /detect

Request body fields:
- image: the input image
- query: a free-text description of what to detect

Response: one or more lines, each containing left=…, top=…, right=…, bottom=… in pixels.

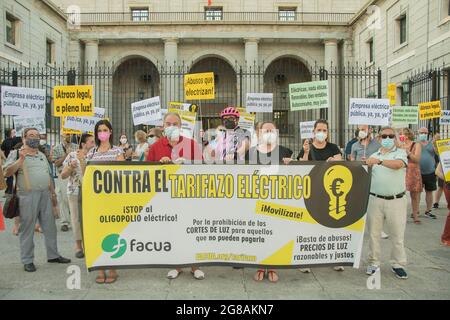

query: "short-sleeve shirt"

left=420, top=141, right=436, bottom=175
left=245, top=145, right=293, bottom=164
left=86, top=146, right=124, bottom=162
left=4, top=149, right=51, bottom=191
left=146, top=136, right=203, bottom=162
left=369, top=147, right=408, bottom=196
left=351, top=139, right=381, bottom=161
left=296, top=142, right=341, bottom=161
left=52, top=143, right=78, bottom=174
left=215, top=127, right=251, bottom=161
left=134, top=143, right=149, bottom=161
left=63, top=151, right=83, bottom=196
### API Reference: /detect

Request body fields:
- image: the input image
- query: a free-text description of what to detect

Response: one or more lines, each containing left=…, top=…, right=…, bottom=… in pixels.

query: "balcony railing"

left=73, top=12, right=354, bottom=25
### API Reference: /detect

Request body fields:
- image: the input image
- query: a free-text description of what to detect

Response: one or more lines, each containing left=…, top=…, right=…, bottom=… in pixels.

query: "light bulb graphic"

left=323, top=165, right=353, bottom=220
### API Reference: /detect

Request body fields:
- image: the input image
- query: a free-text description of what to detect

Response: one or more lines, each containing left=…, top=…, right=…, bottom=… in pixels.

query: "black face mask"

left=223, top=119, right=236, bottom=130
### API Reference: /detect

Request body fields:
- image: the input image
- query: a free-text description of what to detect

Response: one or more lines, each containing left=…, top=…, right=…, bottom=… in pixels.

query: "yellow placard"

left=184, top=72, right=215, bottom=100
left=61, top=117, right=82, bottom=135
left=387, top=83, right=396, bottom=105
left=419, top=101, right=441, bottom=120
left=53, top=85, right=94, bottom=117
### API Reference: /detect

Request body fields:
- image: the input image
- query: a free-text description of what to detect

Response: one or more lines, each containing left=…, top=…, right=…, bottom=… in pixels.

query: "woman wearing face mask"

left=61, top=133, right=95, bottom=258
left=245, top=121, right=293, bottom=283
left=296, top=119, right=342, bottom=161
left=118, top=134, right=132, bottom=161
left=204, top=125, right=226, bottom=161
left=132, top=130, right=149, bottom=162
left=399, top=128, right=422, bottom=224
left=86, top=120, right=124, bottom=284
left=147, top=128, right=162, bottom=146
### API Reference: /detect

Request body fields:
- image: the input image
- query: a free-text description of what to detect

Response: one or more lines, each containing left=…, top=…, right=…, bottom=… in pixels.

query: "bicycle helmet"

left=220, top=106, right=240, bottom=118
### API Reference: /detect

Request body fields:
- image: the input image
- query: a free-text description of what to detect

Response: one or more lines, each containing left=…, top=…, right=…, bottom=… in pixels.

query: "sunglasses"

left=381, top=134, right=395, bottom=139
left=218, top=129, right=226, bottom=132
left=148, top=135, right=155, bottom=138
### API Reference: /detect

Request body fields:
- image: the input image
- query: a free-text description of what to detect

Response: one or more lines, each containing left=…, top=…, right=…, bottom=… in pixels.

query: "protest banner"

left=436, top=139, right=450, bottom=183
left=63, top=107, right=105, bottom=133
left=53, top=85, right=94, bottom=117
left=1, top=85, right=46, bottom=117
left=299, top=121, right=316, bottom=139
left=145, top=109, right=167, bottom=127
left=387, top=83, right=397, bottom=105
left=184, top=72, right=215, bottom=100
left=169, top=102, right=198, bottom=113
left=246, top=93, right=273, bottom=113
left=131, top=96, right=162, bottom=126
left=440, top=110, right=450, bottom=125
left=236, top=107, right=255, bottom=134
left=348, top=98, right=390, bottom=126
left=391, top=106, right=418, bottom=127
left=13, top=116, right=46, bottom=136
left=82, top=162, right=370, bottom=271
left=168, top=108, right=196, bottom=138
left=419, top=101, right=441, bottom=120
left=61, top=117, right=82, bottom=135
left=289, top=80, right=329, bottom=111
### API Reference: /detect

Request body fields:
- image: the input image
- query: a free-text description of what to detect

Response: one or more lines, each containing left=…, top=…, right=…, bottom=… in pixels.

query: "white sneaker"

left=192, top=269, right=205, bottom=280
left=167, top=269, right=180, bottom=279
left=333, top=266, right=345, bottom=271
left=381, top=231, right=389, bottom=239
left=299, top=268, right=311, bottom=273
left=366, top=265, right=379, bottom=275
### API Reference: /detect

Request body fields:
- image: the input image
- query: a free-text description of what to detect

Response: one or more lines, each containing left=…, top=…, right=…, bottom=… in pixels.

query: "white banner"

left=13, top=116, right=46, bottom=136
left=440, top=110, right=450, bottom=125
left=1, top=86, right=46, bottom=117
left=131, top=96, right=162, bottom=126
left=299, top=121, right=316, bottom=139
left=348, top=98, right=391, bottom=126
left=63, top=107, right=105, bottom=133
left=246, top=93, right=273, bottom=113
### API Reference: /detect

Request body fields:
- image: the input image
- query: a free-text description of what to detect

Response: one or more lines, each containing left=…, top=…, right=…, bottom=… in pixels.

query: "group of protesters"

left=1, top=105, right=449, bottom=284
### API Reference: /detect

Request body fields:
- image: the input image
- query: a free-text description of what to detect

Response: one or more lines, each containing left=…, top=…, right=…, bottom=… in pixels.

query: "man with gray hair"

left=3, top=128, right=71, bottom=272
left=365, top=126, right=409, bottom=279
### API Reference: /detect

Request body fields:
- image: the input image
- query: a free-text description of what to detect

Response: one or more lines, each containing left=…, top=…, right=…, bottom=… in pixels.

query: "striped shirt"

left=86, top=146, right=123, bottom=162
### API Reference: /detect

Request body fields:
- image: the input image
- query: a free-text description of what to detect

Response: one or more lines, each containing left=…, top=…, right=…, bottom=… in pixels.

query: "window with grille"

left=278, top=7, right=297, bottom=21
left=205, top=7, right=223, bottom=21
left=6, top=13, right=18, bottom=45
left=131, top=8, right=149, bottom=21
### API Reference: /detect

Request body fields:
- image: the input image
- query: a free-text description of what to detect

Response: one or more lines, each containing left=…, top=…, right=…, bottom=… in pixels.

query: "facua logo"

left=102, top=234, right=127, bottom=259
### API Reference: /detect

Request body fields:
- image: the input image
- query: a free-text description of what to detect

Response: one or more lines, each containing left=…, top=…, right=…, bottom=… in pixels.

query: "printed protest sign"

left=419, top=101, right=441, bottom=120
left=299, top=121, right=316, bottom=139
left=289, top=80, right=329, bottom=111
left=168, top=108, right=196, bottom=138
left=61, top=117, right=81, bottom=135
left=348, top=98, right=390, bottom=126
left=63, top=107, right=105, bottom=133
left=169, top=102, right=198, bottom=113
left=83, top=162, right=370, bottom=271
left=440, top=110, right=450, bottom=125
left=131, top=96, right=162, bottom=126
left=1, top=86, right=46, bottom=117
left=246, top=93, right=273, bottom=113
left=236, top=107, right=255, bottom=134
left=391, top=106, right=418, bottom=127
left=13, top=116, right=46, bottom=136
left=184, top=72, right=215, bottom=100
left=387, top=83, right=397, bottom=105
left=436, top=139, right=450, bottom=183
left=53, top=85, right=93, bottom=117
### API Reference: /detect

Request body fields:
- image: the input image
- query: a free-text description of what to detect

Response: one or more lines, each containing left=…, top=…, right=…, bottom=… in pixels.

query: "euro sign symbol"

left=324, top=166, right=353, bottom=221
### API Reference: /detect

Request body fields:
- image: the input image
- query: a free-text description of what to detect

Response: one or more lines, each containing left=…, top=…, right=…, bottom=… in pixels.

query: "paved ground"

left=0, top=192, right=449, bottom=300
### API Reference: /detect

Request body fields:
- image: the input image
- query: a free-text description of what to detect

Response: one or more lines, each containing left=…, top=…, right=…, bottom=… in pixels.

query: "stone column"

left=163, top=38, right=179, bottom=106
left=324, top=39, right=340, bottom=145
left=244, top=38, right=263, bottom=121
left=84, top=40, right=99, bottom=68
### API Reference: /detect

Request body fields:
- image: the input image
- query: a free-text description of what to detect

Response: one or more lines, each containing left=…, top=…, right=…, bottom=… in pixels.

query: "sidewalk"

left=0, top=196, right=449, bottom=300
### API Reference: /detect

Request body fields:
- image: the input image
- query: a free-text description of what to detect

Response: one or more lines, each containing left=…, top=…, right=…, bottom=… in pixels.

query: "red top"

left=146, top=136, right=203, bottom=162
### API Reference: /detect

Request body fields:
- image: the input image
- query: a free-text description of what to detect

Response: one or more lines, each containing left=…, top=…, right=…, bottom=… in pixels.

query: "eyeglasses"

left=381, top=134, right=395, bottom=139
left=148, top=135, right=155, bottom=138
left=218, top=129, right=226, bottom=132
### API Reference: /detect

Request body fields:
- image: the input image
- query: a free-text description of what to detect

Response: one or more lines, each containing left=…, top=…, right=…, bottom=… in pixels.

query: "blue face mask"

left=147, top=137, right=156, bottom=145
left=381, top=138, right=395, bottom=149
left=418, top=134, right=428, bottom=142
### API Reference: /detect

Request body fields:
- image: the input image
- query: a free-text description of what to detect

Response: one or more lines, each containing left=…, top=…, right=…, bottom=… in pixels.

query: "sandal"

left=167, top=269, right=181, bottom=279
left=253, top=269, right=266, bottom=282
left=95, top=274, right=106, bottom=284
left=105, top=271, right=118, bottom=284
left=267, top=270, right=279, bottom=283
left=413, top=218, right=422, bottom=224
left=191, top=269, right=205, bottom=280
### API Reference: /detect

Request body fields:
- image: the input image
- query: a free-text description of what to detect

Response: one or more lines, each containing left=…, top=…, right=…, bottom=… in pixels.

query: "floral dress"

left=405, top=142, right=422, bottom=192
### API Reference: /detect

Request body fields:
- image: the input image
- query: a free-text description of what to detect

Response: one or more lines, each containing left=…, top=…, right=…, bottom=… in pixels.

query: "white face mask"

left=165, top=126, right=181, bottom=141
left=120, top=138, right=127, bottom=145
left=40, top=139, right=47, bottom=146
left=261, top=132, right=277, bottom=145
left=358, top=131, right=368, bottom=139
left=315, top=131, right=327, bottom=142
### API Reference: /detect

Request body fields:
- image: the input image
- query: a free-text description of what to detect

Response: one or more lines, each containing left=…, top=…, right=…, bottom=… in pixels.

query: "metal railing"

left=74, top=12, right=354, bottom=25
